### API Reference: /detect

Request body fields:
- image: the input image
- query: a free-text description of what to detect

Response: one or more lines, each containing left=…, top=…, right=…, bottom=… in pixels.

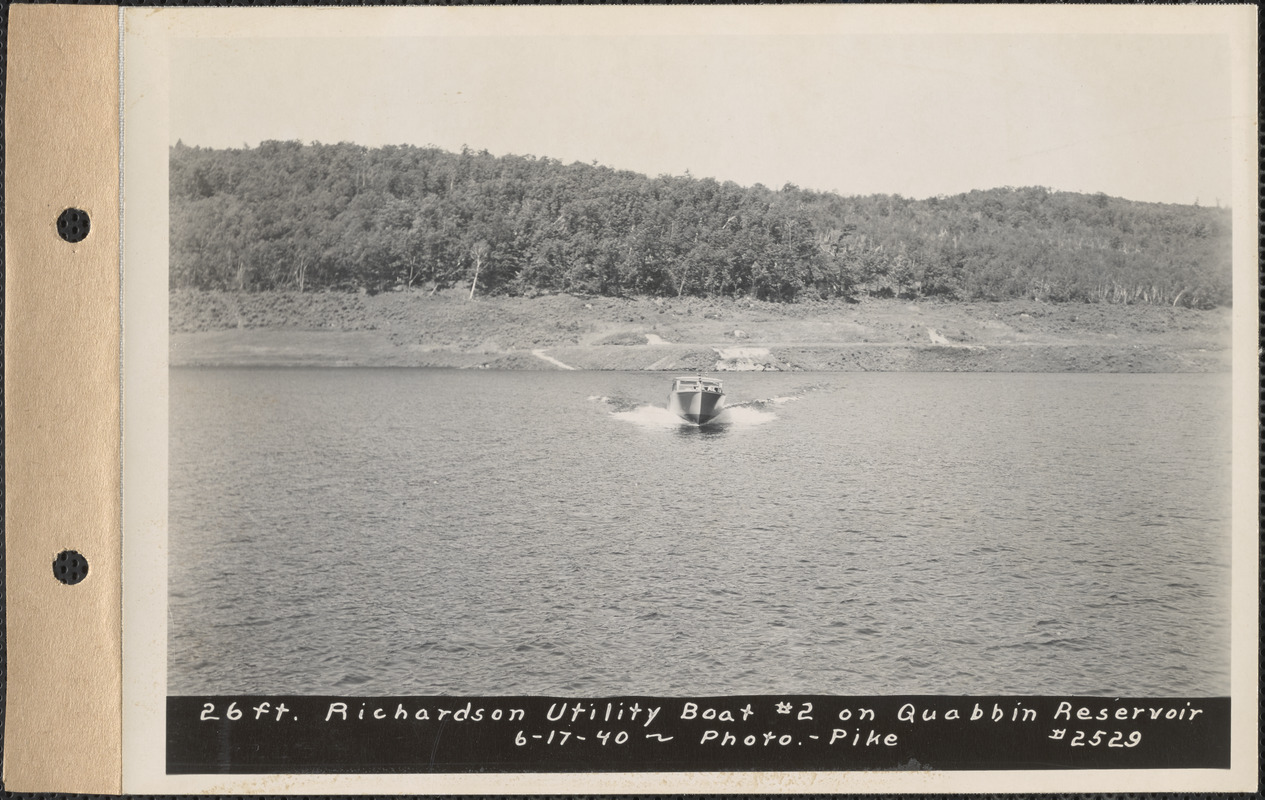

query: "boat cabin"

left=672, top=376, right=724, bottom=394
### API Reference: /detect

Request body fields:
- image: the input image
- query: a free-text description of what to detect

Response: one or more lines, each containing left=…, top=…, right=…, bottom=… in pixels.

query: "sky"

left=169, top=30, right=1235, bottom=206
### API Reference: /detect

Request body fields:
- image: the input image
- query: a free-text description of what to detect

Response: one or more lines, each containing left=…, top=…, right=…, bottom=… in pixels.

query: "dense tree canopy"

left=171, top=141, right=1232, bottom=307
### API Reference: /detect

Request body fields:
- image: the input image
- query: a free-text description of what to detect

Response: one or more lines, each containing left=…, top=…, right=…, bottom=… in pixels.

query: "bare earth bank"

left=169, top=289, right=1231, bottom=372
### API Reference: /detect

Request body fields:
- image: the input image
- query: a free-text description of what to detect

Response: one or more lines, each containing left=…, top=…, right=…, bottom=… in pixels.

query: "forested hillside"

left=170, top=141, right=1232, bottom=307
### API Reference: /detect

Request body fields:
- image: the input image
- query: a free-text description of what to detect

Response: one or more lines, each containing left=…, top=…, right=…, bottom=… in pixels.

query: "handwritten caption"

left=170, top=695, right=1230, bottom=772
left=194, top=696, right=1211, bottom=752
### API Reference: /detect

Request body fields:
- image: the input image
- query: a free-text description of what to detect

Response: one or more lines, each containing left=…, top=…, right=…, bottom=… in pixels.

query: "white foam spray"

left=609, top=405, right=683, bottom=429
left=721, top=406, right=777, bottom=426
left=611, top=404, right=775, bottom=430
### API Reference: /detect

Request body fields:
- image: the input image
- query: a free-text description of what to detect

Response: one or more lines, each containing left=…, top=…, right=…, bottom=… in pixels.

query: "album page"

left=111, top=4, right=1257, bottom=794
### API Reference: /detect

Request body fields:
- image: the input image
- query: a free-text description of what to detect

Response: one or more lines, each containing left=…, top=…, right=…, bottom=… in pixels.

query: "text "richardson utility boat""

left=668, top=376, right=726, bottom=425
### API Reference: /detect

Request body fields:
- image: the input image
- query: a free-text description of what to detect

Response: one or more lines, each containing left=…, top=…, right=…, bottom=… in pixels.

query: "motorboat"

left=668, top=376, right=726, bottom=425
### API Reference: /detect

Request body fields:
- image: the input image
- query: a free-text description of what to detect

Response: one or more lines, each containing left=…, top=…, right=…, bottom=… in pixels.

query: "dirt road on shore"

left=170, top=289, right=1231, bottom=372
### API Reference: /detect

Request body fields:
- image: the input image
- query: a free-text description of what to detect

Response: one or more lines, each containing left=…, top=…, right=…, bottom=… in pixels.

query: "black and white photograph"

left=118, top=5, right=1256, bottom=792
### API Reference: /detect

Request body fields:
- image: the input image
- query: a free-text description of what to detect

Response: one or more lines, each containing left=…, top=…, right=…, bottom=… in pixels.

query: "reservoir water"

left=168, top=369, right=1231, bottom=697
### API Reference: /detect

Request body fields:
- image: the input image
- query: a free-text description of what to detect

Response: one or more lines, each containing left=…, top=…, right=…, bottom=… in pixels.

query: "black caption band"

left=167, top=694, right=1229, bottom=774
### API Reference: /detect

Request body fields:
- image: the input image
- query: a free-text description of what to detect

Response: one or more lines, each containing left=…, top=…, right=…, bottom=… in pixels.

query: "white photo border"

left=121, top=5, right=1259, bottom=793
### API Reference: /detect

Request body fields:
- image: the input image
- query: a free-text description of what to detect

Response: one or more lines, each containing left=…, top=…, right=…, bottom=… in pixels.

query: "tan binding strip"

left=4, top=5, right=122, bottom=793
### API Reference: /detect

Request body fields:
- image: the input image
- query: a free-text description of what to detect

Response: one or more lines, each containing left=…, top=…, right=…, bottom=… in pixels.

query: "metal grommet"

left=56, top=208, right=91, bottom=243
left=53, top=550, right=89, bottom=585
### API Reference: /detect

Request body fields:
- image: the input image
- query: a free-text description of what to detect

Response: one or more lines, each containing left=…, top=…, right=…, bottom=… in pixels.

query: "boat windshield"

left=673, top=377, right=723, bottom=392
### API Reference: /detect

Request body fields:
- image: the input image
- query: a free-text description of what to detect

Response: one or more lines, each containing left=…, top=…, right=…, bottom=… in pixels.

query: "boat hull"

left=668, top=389, right=726, bottom=425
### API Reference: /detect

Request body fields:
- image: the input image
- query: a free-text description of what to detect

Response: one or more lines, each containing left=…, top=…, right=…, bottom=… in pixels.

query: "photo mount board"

left=3, top=4, right=123, bottom=794
left=4, top=3, right=1260, bottom=794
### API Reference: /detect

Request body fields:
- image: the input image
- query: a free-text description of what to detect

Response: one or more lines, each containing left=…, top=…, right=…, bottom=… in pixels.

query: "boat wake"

left=728, top=395, right=798, bottom=410
left=721, top=405, right=777, bottom=426
left=593, top=381, right=826, bottom=431
left=587, top=394, right=646, bottom=413
left=731, top=381, right=830, bottom=410
left=604, top=402, right=776, bottom=431
left=610, top=404, right=695, bottom=430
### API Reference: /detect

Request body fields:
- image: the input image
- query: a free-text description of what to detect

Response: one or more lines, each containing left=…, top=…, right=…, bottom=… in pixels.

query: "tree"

left=170, top=142, right=1233, bottom=307
left=468, top=240, right=489, bottom=300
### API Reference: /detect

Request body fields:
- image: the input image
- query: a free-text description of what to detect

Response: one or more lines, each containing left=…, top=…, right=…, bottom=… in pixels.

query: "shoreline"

left=170, top=290, right=1231, bottom=372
